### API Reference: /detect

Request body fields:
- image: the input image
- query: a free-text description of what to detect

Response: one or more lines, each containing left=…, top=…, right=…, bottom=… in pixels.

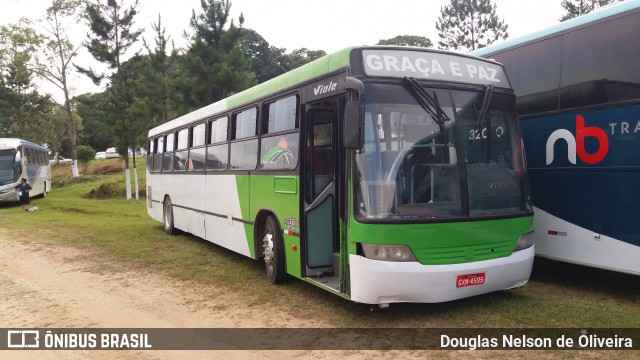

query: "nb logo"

left=546, top=115, right=609, bottom=165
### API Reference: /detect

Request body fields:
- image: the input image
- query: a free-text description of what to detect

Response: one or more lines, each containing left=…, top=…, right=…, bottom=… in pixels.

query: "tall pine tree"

left=435, top=0, right=508, bottom=52
left=178, top=0, right=255, bottom=111
left=78, top=0, right=143, bottom=200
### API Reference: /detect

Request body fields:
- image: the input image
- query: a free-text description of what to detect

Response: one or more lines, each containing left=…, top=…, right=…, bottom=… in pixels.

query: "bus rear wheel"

left=263, top=216, right=286, bottom=284
left=163, top=197, right=176, bottom=235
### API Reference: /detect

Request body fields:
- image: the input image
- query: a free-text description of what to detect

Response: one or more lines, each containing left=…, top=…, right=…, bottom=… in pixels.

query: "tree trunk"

left=124, top=152, right=132, bottom=200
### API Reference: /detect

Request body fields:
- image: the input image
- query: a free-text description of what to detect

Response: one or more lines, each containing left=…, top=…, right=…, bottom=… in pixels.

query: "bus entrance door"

left=303, top=105, right=339, bottom=290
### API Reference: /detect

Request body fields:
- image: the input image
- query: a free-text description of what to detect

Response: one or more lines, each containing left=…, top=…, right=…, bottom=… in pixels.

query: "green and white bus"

left=146, top=46, right=535, bottom=304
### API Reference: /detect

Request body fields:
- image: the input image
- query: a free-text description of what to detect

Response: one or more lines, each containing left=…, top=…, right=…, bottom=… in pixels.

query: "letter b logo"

left=546, top=115, right=609, bottom=165
left=575, top=115, right=608, bottom=164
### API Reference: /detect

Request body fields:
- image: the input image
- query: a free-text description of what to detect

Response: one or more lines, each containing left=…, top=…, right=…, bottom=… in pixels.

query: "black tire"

left=163, top=197, right=176, bottom=235
left=263, top=216, right=286, bottom=284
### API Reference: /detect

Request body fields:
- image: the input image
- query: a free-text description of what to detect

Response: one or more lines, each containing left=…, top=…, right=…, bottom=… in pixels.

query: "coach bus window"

left=454, top=90, right=530, bottom=216
left=560, top=12, right=640, bottom=109
left=232, top=108, right=257, bottom=140
left=189, top=123, right=206, bottom=171
left=209, top=116, right=228, bottom=144
left=356, top=84, right=463, bottom=220
left=0, top=149, right=17, bottom=184
left=147, top=139, right=155, bottom=171
left=493, top=36, right=561, bottom=115
left=263, top=95, right=298, bottom=134
left=260, top=96, right=299, bottom=170
left=162, top=133, right=174, bottom=172
left=230, top=108, right=258, bottom=170
left=174, top=129, right=189, bottom=171
left=153, top=137, right=163, bottom=172
left=207, top=117, right=229, bottom=171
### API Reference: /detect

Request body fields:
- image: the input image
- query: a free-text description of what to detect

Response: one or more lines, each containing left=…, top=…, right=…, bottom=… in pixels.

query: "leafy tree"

left=34, top=0, right=84, bottom=178
left=79, top=0, right=143, bottom=199
left=377, top=35, right=433, bottom=48
left=178, top=0, right=255, bottom=110
left=560, top=0, right=621, bottom=21
left=283, top=48, right=326, bottom=70
left=435, top=0, right=508, bottom=52
left=0, top=20, right=55, bottom=144
left=76, top=145, right=96, bottom=172
left=239, top=29, right=273, bottom=83
left=75, top=92, right=114, bottom=152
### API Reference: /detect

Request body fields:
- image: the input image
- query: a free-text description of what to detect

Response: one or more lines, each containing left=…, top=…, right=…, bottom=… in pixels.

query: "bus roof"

left=472, top=0, right=640, bottom=57
left=0, top=138, right=48, bottom=151
left=149, top=45, right=510, bottom=137
left=148, top=47, right=355, bottom=137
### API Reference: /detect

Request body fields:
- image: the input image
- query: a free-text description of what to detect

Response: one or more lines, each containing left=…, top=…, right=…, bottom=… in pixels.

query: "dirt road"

left=0, top=233, right=375, bottom=359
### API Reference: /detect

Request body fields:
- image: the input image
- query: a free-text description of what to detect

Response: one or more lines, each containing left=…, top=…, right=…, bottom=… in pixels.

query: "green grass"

left=1, top=158, right=639, bottom=331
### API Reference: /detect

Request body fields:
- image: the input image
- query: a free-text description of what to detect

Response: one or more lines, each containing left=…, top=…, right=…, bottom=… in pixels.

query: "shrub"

left=77, top=145, right=97, bottom=172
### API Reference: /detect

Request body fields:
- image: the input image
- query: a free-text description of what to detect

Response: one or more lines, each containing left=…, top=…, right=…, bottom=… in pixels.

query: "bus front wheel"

left=263, top=216, right=286, bottom=284
left=163, top=197, right=176, bottom=235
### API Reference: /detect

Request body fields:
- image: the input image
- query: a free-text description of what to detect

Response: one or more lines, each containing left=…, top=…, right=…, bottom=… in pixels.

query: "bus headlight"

left=514, top=231, right=535, bottom=252
left=361, top=244, right=418, bottom=262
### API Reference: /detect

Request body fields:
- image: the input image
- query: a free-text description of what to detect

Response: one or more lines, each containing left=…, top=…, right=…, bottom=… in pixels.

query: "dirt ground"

left=0, top=232, right=439, bottom=360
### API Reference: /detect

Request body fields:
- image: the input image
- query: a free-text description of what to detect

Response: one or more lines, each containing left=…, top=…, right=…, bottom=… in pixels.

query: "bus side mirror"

left=343, top=77, right=364, bottom=150
left=343, top=100, right=363, bottom=150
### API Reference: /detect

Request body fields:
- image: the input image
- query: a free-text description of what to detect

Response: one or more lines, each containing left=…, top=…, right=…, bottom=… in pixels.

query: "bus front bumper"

left=349, top=246, right=534, bottom=304
left=0, top=188, right=18, bottom=202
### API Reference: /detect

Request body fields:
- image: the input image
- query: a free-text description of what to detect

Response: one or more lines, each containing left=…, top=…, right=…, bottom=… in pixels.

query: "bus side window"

left=153, top=137, right=163, bottom=172
left=230, top=108, right=258, bottom=170
left=174, top=128, right=189, bottom=171
left=189, top=122, right=206, bottom=172
left=163, top=133, right=174, bottom=172
left=260, top=95, right=299, bottom=170
left=147, top=139, right=155, bottom=171
left=207, top=117, right=229, bottom=171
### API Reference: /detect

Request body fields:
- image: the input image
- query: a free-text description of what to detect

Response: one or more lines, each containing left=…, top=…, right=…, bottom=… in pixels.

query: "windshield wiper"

left=403, top=77, right=450, bottom=126
left=475, top=84, right=494, bottom=126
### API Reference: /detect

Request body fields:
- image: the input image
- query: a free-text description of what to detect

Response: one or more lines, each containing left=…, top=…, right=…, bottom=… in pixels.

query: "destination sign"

left=362, top=49, right=510, bottom=88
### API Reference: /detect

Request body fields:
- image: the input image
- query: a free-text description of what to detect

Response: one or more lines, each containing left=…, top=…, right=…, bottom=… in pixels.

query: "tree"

left=178, top=0, right=255, bottom=110
left=560, top=0, right=621, bottom=21
left=76, top=145, right=96, bottom=172
left=377, top=35, right=433, bottom=48
left=0, top=19, right=55, bottom=144
left=79, top=0, right=143, bottom=199
left=75, top=92, right=114, bottom=152
left=238, top=29, right=272, bottom=83
left=140, top=14, right=179, bottom=125
left=35, top=0, right=84, bottom=178
left=435, top=0, right=508, bottom=52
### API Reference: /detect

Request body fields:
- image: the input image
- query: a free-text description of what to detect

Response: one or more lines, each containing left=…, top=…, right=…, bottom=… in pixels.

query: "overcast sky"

left=0, top=0, right=565, bottom=97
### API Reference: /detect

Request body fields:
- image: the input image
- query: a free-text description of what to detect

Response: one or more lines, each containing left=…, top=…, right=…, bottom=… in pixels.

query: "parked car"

left=49, top=155, right=72, bottom=164
left=105, top=147, right=120, bottom=159
left=95, top=151, right=106, bottom=160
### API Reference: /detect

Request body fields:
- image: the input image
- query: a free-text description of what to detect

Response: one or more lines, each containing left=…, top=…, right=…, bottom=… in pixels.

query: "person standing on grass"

left=14, top=178, right=32, bottom=211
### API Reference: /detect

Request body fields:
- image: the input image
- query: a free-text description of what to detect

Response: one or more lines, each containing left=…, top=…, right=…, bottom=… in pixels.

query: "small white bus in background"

left=0, top=138, right=51, bottom=203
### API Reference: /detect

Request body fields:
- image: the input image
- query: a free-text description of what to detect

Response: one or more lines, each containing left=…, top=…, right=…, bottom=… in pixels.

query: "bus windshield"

left=355, top=82, right=531, bottom=221
left=0, top=149, right=17, bottom=185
